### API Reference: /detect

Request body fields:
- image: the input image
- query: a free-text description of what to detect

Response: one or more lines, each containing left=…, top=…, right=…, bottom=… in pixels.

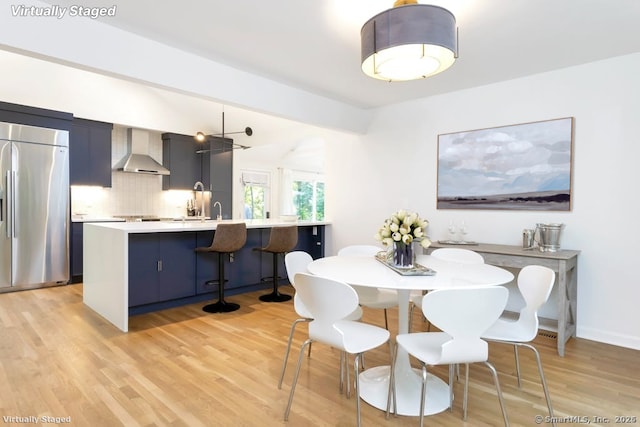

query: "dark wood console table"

left=427, top=242, right=580, bottom=356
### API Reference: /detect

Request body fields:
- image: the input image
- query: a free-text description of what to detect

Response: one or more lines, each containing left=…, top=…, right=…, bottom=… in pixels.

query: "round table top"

left=307, top=254, right=514, bottom=291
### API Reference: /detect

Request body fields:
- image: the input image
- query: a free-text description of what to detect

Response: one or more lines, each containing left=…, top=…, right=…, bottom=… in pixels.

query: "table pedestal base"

left=358, top=365, right=450, bottom=416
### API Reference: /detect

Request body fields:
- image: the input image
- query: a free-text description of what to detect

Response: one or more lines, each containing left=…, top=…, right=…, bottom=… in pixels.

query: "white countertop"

left=72, top=216, right=126, bottom=223
left=85, top=218, right=330, bottom=233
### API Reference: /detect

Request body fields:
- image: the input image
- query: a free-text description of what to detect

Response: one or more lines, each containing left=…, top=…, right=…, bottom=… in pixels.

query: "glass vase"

left=392, top=241, right=414, bottom=269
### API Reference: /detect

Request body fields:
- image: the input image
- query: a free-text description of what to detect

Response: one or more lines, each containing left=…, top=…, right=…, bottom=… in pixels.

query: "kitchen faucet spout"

left=193, top=181, right=205, bottom=219
left=213, top=201, right=222, bottom=221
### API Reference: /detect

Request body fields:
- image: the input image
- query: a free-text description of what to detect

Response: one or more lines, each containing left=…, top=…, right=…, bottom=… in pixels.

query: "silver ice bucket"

left=535, top=223, right=565, bottom=252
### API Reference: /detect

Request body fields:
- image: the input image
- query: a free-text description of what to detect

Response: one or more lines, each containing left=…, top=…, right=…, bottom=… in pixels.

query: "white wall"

left=327, top=53, right=640, bottom=350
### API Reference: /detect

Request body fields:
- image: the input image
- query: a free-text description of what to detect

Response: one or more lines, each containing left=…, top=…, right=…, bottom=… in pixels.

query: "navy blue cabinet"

left=229, top=228, right=263, bottom=287
left=70, top=118, right=113, bottom=187
left=128, top=232, right=197, bottom=307
left=194, top=231, right=215, bottom=295
left=0, top=101, right=72, bottom=131
left=296, top=225, right=325, bottom=259
left=161, top=135, right=232, bottom=216
left=70, top=223, right=83, bottom=283
left=195, top=228, right=263, bottom=294
left=129, top=234, right=158, bottom=306
left=161, top=132, right=210, bottom=190
left=210, top=138, right=233, bottom=219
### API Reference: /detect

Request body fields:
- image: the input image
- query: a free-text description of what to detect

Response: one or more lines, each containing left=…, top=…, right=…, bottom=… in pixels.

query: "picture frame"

left=437, top=117, right=574, bottom=211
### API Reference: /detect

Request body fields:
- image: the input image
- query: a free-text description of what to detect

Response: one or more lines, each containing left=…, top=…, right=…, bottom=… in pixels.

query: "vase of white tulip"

left=374, top=209, right=432, bottom=269
left=392, top=241, right=414, bottom=268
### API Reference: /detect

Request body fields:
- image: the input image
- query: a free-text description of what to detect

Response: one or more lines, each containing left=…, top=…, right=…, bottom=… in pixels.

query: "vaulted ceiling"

left=40, top=0, right=640, bottom=109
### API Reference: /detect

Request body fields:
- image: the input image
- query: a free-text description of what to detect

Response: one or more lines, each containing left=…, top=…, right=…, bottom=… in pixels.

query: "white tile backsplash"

left=71, top=125, right=200, bottom=219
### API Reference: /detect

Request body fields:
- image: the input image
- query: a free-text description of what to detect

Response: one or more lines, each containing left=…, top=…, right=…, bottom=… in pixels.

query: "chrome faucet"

left=193, top=181, right=205, bottom=219
left=213, top=201, right=222, bottom=221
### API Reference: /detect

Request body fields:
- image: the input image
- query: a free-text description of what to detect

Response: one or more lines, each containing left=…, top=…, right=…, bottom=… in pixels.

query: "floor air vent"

left=538, top=330, right=557, bottom=339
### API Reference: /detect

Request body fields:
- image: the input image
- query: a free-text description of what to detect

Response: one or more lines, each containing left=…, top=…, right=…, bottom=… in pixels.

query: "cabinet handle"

left=157, top=260, right=163, bottom=272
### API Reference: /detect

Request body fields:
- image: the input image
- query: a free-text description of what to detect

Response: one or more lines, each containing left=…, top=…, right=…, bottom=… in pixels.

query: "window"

left=241, top=171, right=270, bottom=219
left=292, top=175, right=324, bottom=221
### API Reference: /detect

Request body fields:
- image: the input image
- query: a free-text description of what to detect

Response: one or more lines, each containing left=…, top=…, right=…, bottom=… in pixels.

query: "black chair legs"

left=203, top=252, right=240, bottom=313
left=258, top=253, right=291, bottom=302
left=260, top=253, right=292, bottom=302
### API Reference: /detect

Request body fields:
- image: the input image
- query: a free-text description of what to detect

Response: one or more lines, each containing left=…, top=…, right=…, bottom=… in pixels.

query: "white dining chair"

left=284, top=273, right=390, bottom=427
left=482, top=265, right=556, bottom=425
left=337, top=245, right=397, bottom=329
left=388, top=286, right=510, bottom=427
left=409, top=248, right=485, bottom=332
left=279, top=251, right=363, bottom=390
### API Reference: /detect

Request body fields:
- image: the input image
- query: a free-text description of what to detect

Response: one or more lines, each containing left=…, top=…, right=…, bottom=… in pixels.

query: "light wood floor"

left=0, top=283, right=638, bottom=426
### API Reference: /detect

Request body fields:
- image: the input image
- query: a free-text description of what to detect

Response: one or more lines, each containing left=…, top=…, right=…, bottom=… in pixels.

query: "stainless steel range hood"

left=113, top=128, right=170, bottom=175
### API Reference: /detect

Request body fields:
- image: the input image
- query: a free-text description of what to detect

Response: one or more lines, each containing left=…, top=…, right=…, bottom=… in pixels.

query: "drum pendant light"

left=361, top=0, right=458, bottom=81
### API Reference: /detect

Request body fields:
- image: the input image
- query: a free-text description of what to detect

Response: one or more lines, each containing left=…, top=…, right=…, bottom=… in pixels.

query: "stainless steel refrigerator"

left=0, top=121, right=70, bottom=291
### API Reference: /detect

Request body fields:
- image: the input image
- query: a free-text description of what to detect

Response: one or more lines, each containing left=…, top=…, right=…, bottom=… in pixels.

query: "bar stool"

left=254, top=225, right=297, bottom=302
left=195, top=222, right=247, bottom=313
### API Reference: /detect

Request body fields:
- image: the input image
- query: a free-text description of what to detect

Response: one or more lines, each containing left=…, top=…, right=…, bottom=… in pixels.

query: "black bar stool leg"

left=259, top=252, right=292, bottom=302
left=203, top=252, right=240, bottom=313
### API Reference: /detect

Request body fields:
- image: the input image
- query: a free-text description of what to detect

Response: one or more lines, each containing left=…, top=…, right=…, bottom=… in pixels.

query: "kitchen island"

left=83, top=219, right=328, bottom=331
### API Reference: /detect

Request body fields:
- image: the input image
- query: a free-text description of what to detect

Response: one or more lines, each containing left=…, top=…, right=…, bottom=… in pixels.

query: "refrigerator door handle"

left=5, top=171, right=10, bottom=238
left=0, top=172, right=4, bottom=223
left=10, top=171, right=16, bottom=238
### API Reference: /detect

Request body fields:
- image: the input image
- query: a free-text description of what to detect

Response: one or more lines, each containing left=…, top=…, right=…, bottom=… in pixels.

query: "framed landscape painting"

left=437, top=117, right=574, bottom=211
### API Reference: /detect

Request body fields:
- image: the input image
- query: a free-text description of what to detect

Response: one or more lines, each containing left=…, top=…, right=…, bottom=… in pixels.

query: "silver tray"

left=375, top=253, right=436, bottom=276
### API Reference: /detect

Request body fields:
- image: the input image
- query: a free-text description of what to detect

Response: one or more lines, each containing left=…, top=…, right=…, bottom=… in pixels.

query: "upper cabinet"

left=210, top=137, right=233, bottom=219
left=0, top=101, right=73, bottom=131
left=70, top=118, right=113, bottom=187
left=162, top=132, right=210, bottom=190
left=160, top=134, right=233, bottom=218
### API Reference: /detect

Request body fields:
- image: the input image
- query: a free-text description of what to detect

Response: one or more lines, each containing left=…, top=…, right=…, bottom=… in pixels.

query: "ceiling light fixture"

left=361, top=0, right=458, bottom=82
left=195, top=111, right=252, bottom=150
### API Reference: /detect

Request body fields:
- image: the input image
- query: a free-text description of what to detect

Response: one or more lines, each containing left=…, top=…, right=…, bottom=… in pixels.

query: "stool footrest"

left=205, top=279, right=228, bottom=286
left=260, top=276, right=285, bottom=283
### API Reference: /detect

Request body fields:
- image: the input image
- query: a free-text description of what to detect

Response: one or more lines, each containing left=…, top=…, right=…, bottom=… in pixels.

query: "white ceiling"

left=40, top=0, right=640, bottom=109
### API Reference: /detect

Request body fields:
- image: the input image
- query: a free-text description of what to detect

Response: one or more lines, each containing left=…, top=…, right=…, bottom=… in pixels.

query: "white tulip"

left=404, top=213, right=417, bottom=226
left=377, top=211, right=430, bottom=251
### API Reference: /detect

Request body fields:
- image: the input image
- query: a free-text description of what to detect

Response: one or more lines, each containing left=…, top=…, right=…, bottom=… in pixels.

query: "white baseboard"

left=577, top=326, right=640, bottom=351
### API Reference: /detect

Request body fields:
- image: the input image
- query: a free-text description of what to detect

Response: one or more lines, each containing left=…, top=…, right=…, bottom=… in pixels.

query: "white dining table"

left=307, top=254, right=514, bottom=417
